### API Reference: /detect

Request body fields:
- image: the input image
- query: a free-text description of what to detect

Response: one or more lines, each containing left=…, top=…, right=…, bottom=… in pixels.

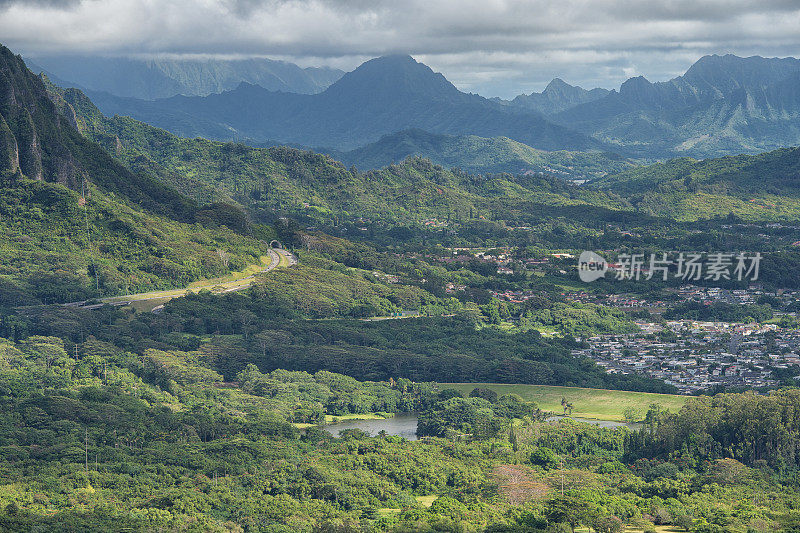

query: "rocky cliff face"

left=0, top=43, right=201, bottom=222
left=0, top=45, right=82, bottom=186
left=553, top=54, right=800, bottom=158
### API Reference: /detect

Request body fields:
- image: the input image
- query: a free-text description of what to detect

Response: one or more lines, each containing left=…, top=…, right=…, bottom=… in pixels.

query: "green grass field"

left=444, top=384, right=689, bottom=421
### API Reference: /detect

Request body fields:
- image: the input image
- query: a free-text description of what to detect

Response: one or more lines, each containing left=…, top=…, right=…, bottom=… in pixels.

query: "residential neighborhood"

left=574, top=320, right=800, bottom=394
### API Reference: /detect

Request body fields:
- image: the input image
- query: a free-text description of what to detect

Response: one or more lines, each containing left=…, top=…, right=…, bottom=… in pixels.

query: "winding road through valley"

left=66, top=248, right=296, bottom=311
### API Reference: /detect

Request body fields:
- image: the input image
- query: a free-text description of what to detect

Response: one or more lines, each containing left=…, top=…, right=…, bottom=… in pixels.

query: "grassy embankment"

left=103, top=250, right=287, bottom=312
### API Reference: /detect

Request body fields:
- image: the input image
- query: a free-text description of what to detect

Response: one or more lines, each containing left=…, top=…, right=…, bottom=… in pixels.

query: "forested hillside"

left=591, top=146, right=800, bottom=220
left=0, top=45, right=275, bottom=303
left=54, top=70, right=800, bottom=232
left=331, top=128, right=634, bottom=177
left=54, top=83, right=637, bottom=230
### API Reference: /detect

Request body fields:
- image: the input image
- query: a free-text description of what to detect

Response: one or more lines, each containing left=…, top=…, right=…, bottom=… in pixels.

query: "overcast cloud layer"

left=2, top=0, right=799, bottom=98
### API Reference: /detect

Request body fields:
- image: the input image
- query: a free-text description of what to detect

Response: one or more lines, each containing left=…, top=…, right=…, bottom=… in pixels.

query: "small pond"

left=321, top=413, right=419, bottom=440
left=320, top=413, right=641, bottom=440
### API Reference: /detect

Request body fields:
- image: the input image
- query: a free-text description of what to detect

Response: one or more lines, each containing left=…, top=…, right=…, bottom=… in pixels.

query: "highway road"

left=65, top=248, right=296, bottom=311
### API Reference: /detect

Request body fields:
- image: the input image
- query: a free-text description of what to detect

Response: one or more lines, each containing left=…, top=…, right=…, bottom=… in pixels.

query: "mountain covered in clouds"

left=26, top=55, right=344, bottom=99
left=80, top=54, right=606, bottom=151
left=548, top=54, right=800, bottom=158
left=40, top=51, right=800, bottom=160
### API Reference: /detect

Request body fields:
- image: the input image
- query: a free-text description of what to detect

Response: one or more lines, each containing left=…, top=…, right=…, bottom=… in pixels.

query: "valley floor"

left=444, top=383, right=688, bottom=421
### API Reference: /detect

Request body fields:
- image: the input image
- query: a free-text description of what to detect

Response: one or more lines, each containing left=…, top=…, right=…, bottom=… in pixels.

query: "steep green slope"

left=0, top=45, right=198, bottom=222
left=0, top=178, right=266, bottom=305
left=55, top=85, right=634, bottom=229
left=331, top=129, right=635, bottom=178
left=593, top=146, right=800, bottom=220
left=0, top=45, right=271, bottom=304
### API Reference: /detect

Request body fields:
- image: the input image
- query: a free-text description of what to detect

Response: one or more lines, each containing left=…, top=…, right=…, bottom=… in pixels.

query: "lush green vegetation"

left=0, top=177, right=268, bottom=304
left=591, top=147, right=800, bottom=221
left=52, top=81, right=646, bottom=229
left=626, top=390, right=800, bottom=470
left=331, top=129, right=635, bottom=177
left=0, top=45, right=277, bottom=304
left=1, top=334, right=800, bottom=531
left=0, top=298, right=672, bottom=393
left=417, top=388, right=544, bottom=438
left=8, top=40, right=800, bottom=533
left=663, top=302, right=774, bottom=323
left=445, top=384, right=688, bottom=422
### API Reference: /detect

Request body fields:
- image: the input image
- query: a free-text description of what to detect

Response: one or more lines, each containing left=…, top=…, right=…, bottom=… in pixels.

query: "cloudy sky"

left=2, top=0, right=800, bottom=98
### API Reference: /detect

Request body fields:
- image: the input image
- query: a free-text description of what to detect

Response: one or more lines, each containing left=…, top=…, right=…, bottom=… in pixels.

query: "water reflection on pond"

left=319, top=413, right=640, bottom=440
left=321, top=413, right=419, bottom=440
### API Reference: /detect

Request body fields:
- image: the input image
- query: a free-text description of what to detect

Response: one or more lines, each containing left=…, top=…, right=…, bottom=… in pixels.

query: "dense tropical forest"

left=1, top=332, right=800, bottom=532
left=5, top=35, right=800, bottom=533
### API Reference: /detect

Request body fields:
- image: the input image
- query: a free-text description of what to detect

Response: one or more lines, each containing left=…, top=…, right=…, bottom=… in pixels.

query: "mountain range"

left=5, top=36, right=800, bottom=309
left=26, top=55, right=344, bottom=99
left=52, top=66, right=800, bottom=227
left=508, top=78, right=610, bottom=114
left=78, top=55, right=607, bottom=152
left=544, top=54, right=800, bottom=158
left=50, top=52, right=800, bottom=160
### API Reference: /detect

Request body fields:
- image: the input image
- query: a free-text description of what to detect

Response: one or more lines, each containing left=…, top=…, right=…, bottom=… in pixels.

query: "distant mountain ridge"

left=38, top=51, right=800, bottom=159
left=510, top=78, right=610, bottom=114
left=26, top=54, right=344, bottom=99
left=330, top=128, right=633, bottom=178
left=79, top=54, right=606, bottom=152
left=552, top=54, right=800, bottom=158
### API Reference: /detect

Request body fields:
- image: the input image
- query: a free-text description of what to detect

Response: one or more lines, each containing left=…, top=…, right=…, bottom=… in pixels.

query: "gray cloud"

left=2, top=0, right=799, bottom=98
left=0, top=0, right=78, bottom=6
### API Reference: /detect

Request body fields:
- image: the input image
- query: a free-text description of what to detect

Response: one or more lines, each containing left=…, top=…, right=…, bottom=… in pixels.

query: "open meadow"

left=444, top=383, right=689, bottom=421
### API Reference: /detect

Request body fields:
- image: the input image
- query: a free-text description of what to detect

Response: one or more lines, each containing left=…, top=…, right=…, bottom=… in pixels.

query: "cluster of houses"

left=493, top=283, right=789, bottom=308
left=574, top=320, right=799, bottom=394
left=674, top=284, right=800, bottom=306
left=411, top=248, right=558, bottom=276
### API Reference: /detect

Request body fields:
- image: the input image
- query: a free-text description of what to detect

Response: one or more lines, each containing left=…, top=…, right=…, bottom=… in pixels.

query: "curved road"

left=66, top=248, right=296, bottom=311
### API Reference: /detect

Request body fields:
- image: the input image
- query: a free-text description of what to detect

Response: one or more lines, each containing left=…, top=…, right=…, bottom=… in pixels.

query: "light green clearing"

left=444, top=383, right=688, bottom=422
left=378, top=495, right=438, bottom=516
